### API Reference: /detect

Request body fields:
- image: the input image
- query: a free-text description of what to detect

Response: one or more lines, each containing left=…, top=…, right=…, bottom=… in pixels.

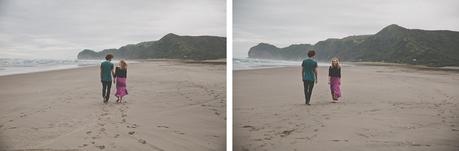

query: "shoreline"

left=352, top=62, right=459, bottom=72
left=0, top=58, right=226, bottom=77
left=233, top=60, right=459, bottom=73
left=235, top=57, right=459, bottom=71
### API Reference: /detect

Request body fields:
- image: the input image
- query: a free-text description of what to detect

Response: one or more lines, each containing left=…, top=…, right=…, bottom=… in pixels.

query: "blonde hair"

left=331, top=57, right=340, bottom=68
left=119, top=60, right=128, bottom=69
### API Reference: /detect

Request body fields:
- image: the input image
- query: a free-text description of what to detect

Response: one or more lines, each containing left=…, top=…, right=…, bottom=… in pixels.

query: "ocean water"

left=233, top=57, right=330, bottom=70
left=0, top=58, right=104, bottom=76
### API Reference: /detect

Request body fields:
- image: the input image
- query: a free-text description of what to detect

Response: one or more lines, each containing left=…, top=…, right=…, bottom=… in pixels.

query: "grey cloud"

left=0, top=0, right=226, bottom=59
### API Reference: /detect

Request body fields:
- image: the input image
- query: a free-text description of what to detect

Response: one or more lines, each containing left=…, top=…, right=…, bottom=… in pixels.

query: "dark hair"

left=307, top=50, right=316, bottom=57
left=105, top=54, right=113, bottom=60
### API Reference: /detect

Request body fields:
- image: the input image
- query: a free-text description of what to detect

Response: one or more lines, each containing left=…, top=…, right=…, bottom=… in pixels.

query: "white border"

left=226, top=0, right=233, bottom=150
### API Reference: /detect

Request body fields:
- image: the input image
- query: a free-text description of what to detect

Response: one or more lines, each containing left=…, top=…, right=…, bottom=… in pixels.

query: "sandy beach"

left=0, top=60, right=226, bottom=151
left=234, top=64, right=459, bottom=151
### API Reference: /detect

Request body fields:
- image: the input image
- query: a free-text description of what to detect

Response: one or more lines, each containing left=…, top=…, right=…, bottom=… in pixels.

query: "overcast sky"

left=234, top=0, right=459, bottom=58
left=0, top=0, right=225, bottom=59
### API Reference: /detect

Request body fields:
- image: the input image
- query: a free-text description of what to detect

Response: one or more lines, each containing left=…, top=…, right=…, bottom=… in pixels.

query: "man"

left=301, top=50, right=318, bottom=105
left=100, top=54, right=115, bottom=103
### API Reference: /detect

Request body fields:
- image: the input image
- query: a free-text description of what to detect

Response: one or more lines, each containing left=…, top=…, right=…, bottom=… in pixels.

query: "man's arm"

left=301, top=67, right=304, bottom=80
left=100, top=65, right=103, bottom=80
left=314, top=67, right=318, bottom=83
left=301, top=61, right=304, bottom=81
left=112, top=65, right=116, bottom=83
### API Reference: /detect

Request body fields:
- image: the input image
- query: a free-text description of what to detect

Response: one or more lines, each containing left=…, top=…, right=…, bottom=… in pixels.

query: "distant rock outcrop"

left=248, top=24, right=459, bottom=67
left=77, top=49, right=100, bottom=59
left=77, top=33, right=226, bottom=60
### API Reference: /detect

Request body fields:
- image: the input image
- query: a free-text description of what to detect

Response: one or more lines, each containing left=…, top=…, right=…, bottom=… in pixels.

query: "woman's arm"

left=339, top=68, right=341, bottom=77
left=328, top=67, right=331, bottom=84
left=114, top=67, right=118, bottom=78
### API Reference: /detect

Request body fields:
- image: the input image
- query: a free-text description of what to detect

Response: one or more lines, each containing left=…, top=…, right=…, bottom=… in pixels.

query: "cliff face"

left=248, top=24, right=459, bottom=67
left=248, top=43, right=314, bottom=60
left=77, top=33, right=226, bottom=60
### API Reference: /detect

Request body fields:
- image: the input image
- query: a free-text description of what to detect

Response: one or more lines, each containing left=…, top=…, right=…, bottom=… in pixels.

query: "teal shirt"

left=302, top=58, right=318, bottom=81
left=100, top=60, right=114, bottom=81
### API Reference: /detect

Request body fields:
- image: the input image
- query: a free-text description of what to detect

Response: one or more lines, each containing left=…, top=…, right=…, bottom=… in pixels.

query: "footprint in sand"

left=19, top=113, right=27, bottom=118
left=138, top=139, right=147, bottom=144
left=7, top=126, right=17, bottom=129
left=356, top=132, right=370, bottom=138
left=242, top=125, right=257, bottom=131
left=209, top=108, right=220, bottom=116
left=127, top=124, right=137, bottom=128
left=330, top=139, right=349, bottom=142
left=241, top=146, right=250, bottom=151
left=308, top=134, right=318, bottom=140
left=174, top=130, right=185, bottom=135
left=264, top=136, right=273, bottom=140
left=86, top=131, right=92, bottom=134
left=96, top=145, right=105, bottom=150
left=128, top=131, right=135, bottom=135
left=157, top=125, right=169, bottom=128
left=252, top=138, right=263, bottom=142
left=114, top=134, right=120, bottom=138
left=280, top=129, right=295, bottom=137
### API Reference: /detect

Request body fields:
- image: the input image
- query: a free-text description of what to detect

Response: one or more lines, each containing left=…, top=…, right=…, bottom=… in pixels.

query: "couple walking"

left=100, top=54, right=129, bottom=104
left=301, top=50, right=342, bottom=105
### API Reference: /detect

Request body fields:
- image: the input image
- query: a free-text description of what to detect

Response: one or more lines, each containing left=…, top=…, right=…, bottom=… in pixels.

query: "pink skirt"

left=330, top=77, right=341, bottom=100
left=115, top=77, right=128, bottom=97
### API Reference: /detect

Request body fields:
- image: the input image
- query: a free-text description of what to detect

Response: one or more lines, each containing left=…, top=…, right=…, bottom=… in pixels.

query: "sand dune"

left=234, top=64, right=459, bottom=151
left=0, top=60, right=226, bottom=151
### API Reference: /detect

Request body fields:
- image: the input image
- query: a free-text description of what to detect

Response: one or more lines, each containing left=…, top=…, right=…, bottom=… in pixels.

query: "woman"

left=328, top=58, right=341, bottom=103
left=114, top=60, right=128, bottom=103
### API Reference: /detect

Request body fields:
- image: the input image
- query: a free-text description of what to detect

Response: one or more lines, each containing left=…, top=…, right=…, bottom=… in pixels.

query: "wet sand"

left=0, top=60, right=226, bottom=151
left=234, top=64, right=459, bottom=151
